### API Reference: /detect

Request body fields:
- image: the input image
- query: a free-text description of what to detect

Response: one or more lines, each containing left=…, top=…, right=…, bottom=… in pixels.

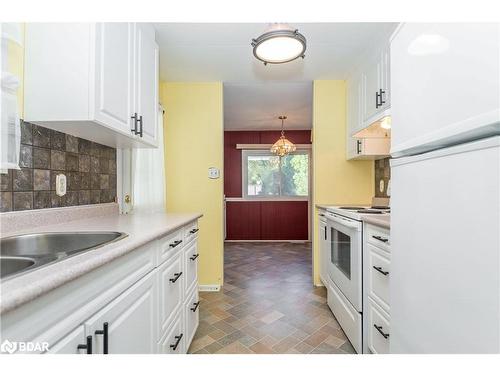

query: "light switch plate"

left=208, top=167, right=220, bottom=179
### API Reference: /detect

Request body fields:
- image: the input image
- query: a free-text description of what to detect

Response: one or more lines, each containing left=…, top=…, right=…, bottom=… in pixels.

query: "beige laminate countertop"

left=361, top=214, right=391, bottom=229
left=0, top=211, right=202, bottom=314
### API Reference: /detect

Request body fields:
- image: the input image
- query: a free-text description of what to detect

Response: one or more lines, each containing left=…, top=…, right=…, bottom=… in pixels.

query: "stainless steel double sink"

left=0, top=232, right=127, bottom=280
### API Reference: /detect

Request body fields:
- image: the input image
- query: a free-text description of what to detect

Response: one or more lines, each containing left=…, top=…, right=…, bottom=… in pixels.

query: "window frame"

left=241, top=149, right=310, bottom=201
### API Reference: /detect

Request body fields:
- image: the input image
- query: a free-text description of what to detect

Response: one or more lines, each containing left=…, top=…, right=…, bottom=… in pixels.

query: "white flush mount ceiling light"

left=251, top=24, right=306, bottom=65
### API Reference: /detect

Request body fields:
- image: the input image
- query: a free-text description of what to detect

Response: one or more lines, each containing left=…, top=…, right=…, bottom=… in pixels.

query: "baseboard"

left=198, top=284, right=221, bottom=292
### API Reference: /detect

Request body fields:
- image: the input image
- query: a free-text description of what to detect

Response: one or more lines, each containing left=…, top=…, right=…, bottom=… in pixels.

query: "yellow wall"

left=160, top=82, right=224, bottom=287
left=312, top=80, right=374, bottom=285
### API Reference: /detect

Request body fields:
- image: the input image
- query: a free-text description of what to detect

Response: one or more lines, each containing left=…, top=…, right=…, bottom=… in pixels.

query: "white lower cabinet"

left=158, top=311, right=185, bottom=354
left=1, top=219, right=200, bottom=355
left=184, top=288, right=200, bottom=347
left=84, top=271, right=158, bottom=354
left=363, top=223, right=391, bottom=354
left=47, top=326, right=87, bottom=354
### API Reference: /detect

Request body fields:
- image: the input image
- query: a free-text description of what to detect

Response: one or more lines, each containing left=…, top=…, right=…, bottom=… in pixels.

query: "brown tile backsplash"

left=375, top=157, right=391, bottom=198
left=0, top=120, right=117, bottom=212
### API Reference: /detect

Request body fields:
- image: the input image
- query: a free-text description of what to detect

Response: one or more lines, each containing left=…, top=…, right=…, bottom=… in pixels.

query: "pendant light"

left=251, top=24, right=306, bottom=65
left=270, top=116, right=296, bottom=157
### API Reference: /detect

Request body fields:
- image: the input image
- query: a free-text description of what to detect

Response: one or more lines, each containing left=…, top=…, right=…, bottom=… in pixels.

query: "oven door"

left=326, top=212, right=362, bottom=312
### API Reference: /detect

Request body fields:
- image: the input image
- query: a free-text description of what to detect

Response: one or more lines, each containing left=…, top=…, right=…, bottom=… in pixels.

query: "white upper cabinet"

left=135, top=24, right=159, bottom=146
left=94, top=23, right=134, bottom=135
left=363, top=46, right=391, bottom=124
left=24, top=23, right=159, bottom=148
left=390, top=23, right=500, bottom=157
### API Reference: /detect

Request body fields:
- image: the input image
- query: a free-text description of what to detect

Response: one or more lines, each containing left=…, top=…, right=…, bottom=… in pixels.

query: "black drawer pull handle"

left=374, top=324, right=390, bottom=339
left=373, top=266, right=389, bottom=276
left=372, top=235, right=389, bottom=243
left=95, top=322, right=109, bottom=354
left=189, top=228, right=199, bottom=234
left=137, top=115, right=143, bottom=137
left=169, top=272, right=182, bottom=283
left=169, top=240, right=183, bottom=248
left=131, top=113, right=138, bottom=134
left=77, top=335, right=92, bottom=354
left=190, top=301, right=200, bottom=312
left=190, top=253, right=199, bottom=261
left=170, top=333, right=183, bottom=351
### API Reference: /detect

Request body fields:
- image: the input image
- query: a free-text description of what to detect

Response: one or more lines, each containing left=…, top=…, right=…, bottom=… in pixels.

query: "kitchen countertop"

left=361, top=214, right=390, bottom=229
left=0, top=211, right=202, bottom=314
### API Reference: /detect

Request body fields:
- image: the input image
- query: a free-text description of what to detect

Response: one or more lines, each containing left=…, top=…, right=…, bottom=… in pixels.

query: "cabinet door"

left=158, top=311, right=185, bottom=354
left=158, top=251, right=184, bottom=336
left=135, top=24, right=159, bottom=146
left=46, top=326, right=87, bottom=354
left=347, top=75, right=361, bottom=136
left=84, top=271, right=157, bottom=354
left=319, top=219, right=328, bottom=284
left=184, top=288, right=200, bottom=349
left=363, top=57, right=382, bottom=122
left=184, top=240, right=198, bottom=294
left=94, top=23, right=134, bottom=134
left=380, top=47, right=391, bottom=110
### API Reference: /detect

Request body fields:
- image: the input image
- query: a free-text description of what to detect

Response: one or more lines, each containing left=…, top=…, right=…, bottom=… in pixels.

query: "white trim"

left=236, top=143, right=312, bottom=150
left=198, top=284, right=221, bottom=292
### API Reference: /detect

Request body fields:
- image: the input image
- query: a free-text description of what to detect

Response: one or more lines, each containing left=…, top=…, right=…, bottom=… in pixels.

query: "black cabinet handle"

left=374, top=324, right=390, bottom=339
left=170, top=333, right=183, bottom=351
left=189, top=228, right=199, bottom=234
left=169, top=272, right=182, bottom=283
left=131, top=113, right=138, bottom=134
left=379, top=89, right=386, bottom=106
left=373, top=266, right=389, bottom=276
left=356, top=140, right=362, bottom=154
left=77, top=335, right=92, bottom=354
left=190, top=253, right=199, bottom=261
left=319, top=213, right=325, bottom=217
left=372, top=235, right=389, bottom=243
left=190, top=301, right=200, bottom=312
left=137, top=115, right=143, bottom=137
left=169, top=240, right=183, bottom=248
left=324, top=227, right=327, bottom=241
left=375, top=91, right=381, bottom=108
left=95, top=322, right=109, bottom=354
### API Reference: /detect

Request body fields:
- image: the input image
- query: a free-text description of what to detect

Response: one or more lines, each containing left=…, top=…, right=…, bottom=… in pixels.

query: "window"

left=242, top=150, right=309, bottom=199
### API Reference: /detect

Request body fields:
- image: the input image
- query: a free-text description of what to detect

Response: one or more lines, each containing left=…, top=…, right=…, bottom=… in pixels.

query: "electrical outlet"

left=56, top=174, right=67, bottom=196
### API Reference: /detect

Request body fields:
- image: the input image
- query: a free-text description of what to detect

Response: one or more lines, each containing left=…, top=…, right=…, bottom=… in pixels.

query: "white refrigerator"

left=389, top=23, right=500, bottom=353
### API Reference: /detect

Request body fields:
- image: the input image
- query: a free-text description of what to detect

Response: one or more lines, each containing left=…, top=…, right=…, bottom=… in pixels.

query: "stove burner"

left=357, top=209, right=384, bottom=214
left=339, top=206, right=365, bottom=210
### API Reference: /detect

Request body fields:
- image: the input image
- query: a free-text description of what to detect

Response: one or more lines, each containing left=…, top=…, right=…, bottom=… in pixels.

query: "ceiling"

left=154, top=22, right=397, bottom=131
left=154, top=22, right=397, bottom=82
left=224, top=82, right=312, bottom=131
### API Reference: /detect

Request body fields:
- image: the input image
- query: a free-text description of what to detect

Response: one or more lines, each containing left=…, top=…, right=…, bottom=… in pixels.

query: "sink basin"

left=0, top=232, right=127, bottom=279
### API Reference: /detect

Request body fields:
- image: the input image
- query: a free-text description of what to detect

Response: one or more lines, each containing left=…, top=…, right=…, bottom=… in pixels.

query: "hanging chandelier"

left=270, top=116, right=296, bottom=157
left=251, top=24, right=306, bottom=65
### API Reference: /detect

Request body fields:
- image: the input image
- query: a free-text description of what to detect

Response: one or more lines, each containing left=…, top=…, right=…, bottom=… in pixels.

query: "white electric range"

left=321, top=204, right=389, bottom=353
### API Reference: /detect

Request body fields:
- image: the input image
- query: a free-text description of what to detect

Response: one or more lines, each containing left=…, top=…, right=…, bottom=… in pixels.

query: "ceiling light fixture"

left=270, top=116, right=296, bottom=157
left=251, top=24, right=306, bottom=65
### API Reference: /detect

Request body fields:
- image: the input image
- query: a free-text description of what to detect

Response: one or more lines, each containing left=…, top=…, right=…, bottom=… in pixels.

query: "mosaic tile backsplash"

left=375, top=157, right=391, bottom=198
left=0, top=121, right=117, bottom=212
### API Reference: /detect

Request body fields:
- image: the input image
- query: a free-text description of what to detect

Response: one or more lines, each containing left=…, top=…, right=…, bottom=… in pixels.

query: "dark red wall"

left=224, top=130, right=311, bottom=241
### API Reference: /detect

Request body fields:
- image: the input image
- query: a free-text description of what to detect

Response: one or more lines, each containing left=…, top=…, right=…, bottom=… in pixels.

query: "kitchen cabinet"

left=24, top=23, right=159, bottom=148
left=363, top=223, right=391, bottom=354
left=318, top=210, right=329, bottom=286
left=390, top=23, right=500, bottom=157
left=1, top=220, right=199, bottom=354
left=346, top=45, right=391, bottom=160
left=84, top=271, right=158, bottom=354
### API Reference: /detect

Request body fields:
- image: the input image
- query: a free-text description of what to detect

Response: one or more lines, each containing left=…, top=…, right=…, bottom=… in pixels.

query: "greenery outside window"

left=242, top=150, right=310, bottom=199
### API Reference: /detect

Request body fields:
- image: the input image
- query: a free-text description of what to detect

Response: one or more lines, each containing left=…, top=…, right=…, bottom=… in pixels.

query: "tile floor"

left=188, top=242, right=356, bottom=354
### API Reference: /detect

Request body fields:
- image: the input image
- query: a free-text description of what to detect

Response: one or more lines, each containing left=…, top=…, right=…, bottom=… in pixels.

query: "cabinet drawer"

left=158, top=228, right=184, bottom=265
left=366, top=224, right=390, bottom=252
left=184, top=288, right=200, bottom=351
left=184, top=221, right=199, bottom=244
left=158, top=311, right=185, bottom=354
left=158, top=252, right=184, bottom=336
left=366, top=244, right=391, bottom=312
left=367, top=298, right=390, bottom=354
left=184, top=241, right=199, bottom=294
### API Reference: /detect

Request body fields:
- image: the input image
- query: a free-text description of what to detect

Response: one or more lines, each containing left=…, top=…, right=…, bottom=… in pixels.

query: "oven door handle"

left=325, top=213, right=361, bottom=231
